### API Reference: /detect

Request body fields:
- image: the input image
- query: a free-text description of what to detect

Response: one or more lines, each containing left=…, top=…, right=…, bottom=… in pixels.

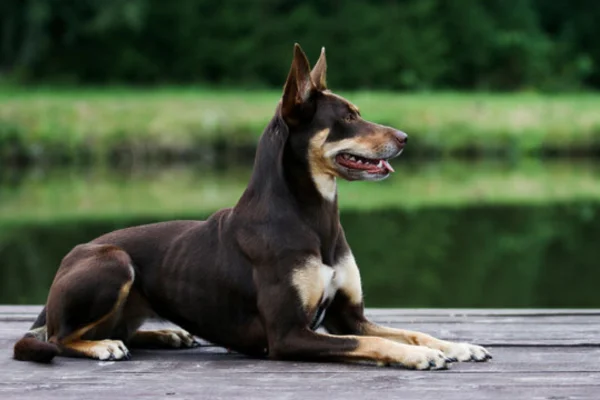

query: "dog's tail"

left=13, top=330, right=59, bottom=363
left=13, top=307, right=59, bottom=363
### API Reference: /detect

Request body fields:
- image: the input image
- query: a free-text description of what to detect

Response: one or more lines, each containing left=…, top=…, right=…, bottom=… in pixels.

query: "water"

left=1, top=160, right=599, bottom=307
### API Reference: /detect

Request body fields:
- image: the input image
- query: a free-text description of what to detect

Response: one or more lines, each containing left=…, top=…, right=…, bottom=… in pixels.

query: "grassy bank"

left=2, top=87, right=600, bottom=164
left=2, top=160, right=600, bottom=224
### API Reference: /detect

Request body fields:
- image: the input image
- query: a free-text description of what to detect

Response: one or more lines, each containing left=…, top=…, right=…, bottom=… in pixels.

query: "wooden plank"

left=1, top=368, right=599, bottom=400
left=1, top=346, right=599, bottom=373
left=3, top=316, right=600, bottom=346
left=367, top=308, right=600, bottom=316
left=1, top=307, right=599, bottom=400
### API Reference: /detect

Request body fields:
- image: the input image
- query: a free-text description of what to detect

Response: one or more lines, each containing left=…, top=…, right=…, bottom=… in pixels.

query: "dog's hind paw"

left=156, top=329, right=200, bottom=348
left=442, top=342, right=492, bottom=362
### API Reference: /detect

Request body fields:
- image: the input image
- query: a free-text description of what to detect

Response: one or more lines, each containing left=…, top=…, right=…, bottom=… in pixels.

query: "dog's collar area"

left=335, top=153, right=394, bottom=173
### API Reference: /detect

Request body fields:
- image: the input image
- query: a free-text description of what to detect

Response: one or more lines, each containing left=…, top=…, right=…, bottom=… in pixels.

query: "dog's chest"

left=292, top=254, right=363, bottom=330
left=309, top=260, right=356, bottom=330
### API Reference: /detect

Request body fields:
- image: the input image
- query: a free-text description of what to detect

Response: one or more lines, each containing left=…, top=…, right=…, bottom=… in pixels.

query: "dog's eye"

left=344, top=113, right=358, bottom=122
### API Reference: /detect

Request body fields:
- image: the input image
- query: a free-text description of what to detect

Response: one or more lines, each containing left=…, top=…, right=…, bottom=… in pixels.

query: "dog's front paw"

left=386, top=346, right=450, bottom=370
left=413, top=347, right=450, bottom=370
left=442, top=341, right=491, bottom=362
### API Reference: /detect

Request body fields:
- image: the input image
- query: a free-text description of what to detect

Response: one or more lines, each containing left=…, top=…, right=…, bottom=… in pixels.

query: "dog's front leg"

left=268, top=329, right=450, bottom=370
left=358, top=321, right=492, bottom=362
left=325, top=295, right=491, bottom=362
left=254, top=256, right=449, bottom=370
left=324, top=252, right=492, bottom=362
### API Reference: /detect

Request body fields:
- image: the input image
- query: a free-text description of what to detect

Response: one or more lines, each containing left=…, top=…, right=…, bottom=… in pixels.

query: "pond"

left=1, top=159, right=599, bottom=307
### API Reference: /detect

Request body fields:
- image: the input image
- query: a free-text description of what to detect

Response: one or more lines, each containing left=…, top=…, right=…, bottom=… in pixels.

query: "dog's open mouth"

left=335, top=153, right=395, bottom=174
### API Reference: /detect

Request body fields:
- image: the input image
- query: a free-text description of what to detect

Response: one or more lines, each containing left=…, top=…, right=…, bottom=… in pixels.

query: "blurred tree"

left=0, top=0, right=597, bottom=90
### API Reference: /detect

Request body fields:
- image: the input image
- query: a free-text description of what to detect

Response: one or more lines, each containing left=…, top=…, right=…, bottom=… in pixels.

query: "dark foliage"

left=0, top=0, right=598, bottom=90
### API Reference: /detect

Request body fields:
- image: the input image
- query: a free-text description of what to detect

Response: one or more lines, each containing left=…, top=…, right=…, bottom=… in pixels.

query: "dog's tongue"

left=382, top=160, right=395, bottom=173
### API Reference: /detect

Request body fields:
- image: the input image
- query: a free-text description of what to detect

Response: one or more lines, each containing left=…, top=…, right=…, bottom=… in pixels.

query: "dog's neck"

left=239, top=116, right=337, bottom=208
left=236, top=115, right=341, bottom=263
left=281, top=129, right=338, bottom=208
left=282, top=157, right=338, bottom=207
left=310, top=173, right=337, bottom=202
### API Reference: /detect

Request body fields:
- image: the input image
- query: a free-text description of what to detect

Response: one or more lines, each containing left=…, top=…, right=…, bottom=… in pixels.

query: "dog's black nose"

left=394, top=130, right=408, bottom=146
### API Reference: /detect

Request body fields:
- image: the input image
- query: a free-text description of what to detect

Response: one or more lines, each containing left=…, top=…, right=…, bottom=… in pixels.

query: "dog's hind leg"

left=116, top=289, right=199, bottom=350
left=44, top=244, right=137, bottom=361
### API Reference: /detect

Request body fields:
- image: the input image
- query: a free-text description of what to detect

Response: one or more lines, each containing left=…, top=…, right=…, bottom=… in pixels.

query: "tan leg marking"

left=129, top=329, right=199, bottom=349
left=336, top=335, right=448, bottom=370
left=362, top=323, right=492, bottom=362
left=53, top=265, right=135, bottom=363
left=62, top=339, right=130, bottom=361
left=57, top=277, right=133, bottom=361
left=60, top=277, right=134, bottom=344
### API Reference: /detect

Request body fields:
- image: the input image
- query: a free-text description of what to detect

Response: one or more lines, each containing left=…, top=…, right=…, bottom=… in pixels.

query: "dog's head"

left=280, top=44, right=407, bottom=184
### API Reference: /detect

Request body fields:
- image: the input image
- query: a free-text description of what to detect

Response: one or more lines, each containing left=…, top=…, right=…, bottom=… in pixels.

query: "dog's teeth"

left=377, top=160, right=383, bottom=168
left=357, top=159, right=362, bottom=164
left=350, top=156, right=356, bottom=161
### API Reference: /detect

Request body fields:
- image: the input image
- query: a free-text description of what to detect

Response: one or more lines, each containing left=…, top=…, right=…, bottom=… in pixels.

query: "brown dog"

left=14, top=44, right=491, bottom=370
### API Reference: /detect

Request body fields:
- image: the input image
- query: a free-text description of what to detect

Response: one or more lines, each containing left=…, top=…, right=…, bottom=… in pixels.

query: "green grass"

left=2, top=160, right=600, bottom=224
left=2, top=87, right=600, bottom=159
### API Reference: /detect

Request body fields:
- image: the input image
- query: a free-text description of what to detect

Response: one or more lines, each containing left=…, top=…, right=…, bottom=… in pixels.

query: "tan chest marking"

left=291, top=257, right=336, bottom=311
left=291, top=252, right=363, bottom=315
left=333, top=252, right=363, bottom=305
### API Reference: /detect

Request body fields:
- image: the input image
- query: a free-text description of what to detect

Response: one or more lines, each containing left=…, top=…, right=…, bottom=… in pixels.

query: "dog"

left=13, top=44, right=491, bottom=370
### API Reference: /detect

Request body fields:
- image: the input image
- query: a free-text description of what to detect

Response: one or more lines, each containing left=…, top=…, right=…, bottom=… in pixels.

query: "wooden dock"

left=1, top=306, right=598, bottom=399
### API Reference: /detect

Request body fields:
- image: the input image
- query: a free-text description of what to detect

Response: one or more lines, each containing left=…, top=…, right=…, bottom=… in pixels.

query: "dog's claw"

left=474, top=354, right=491, bottom=362
left=426, top=359, right=448, bottom=370
left=445, top=357, right=457, bottom=363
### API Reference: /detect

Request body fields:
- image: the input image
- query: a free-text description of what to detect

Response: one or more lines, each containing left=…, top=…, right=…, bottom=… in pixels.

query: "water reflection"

left=1, top=160, right=599, bottom=306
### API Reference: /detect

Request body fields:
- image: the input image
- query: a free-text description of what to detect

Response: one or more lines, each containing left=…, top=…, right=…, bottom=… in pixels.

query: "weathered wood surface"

left=1, top=306, right=599, bottom=400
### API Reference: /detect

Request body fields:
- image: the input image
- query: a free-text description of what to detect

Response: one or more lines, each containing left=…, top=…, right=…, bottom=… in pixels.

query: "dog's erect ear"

left=311, top=47, right=327, bottom=91
left=281, top=43, right=315, bottom=123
